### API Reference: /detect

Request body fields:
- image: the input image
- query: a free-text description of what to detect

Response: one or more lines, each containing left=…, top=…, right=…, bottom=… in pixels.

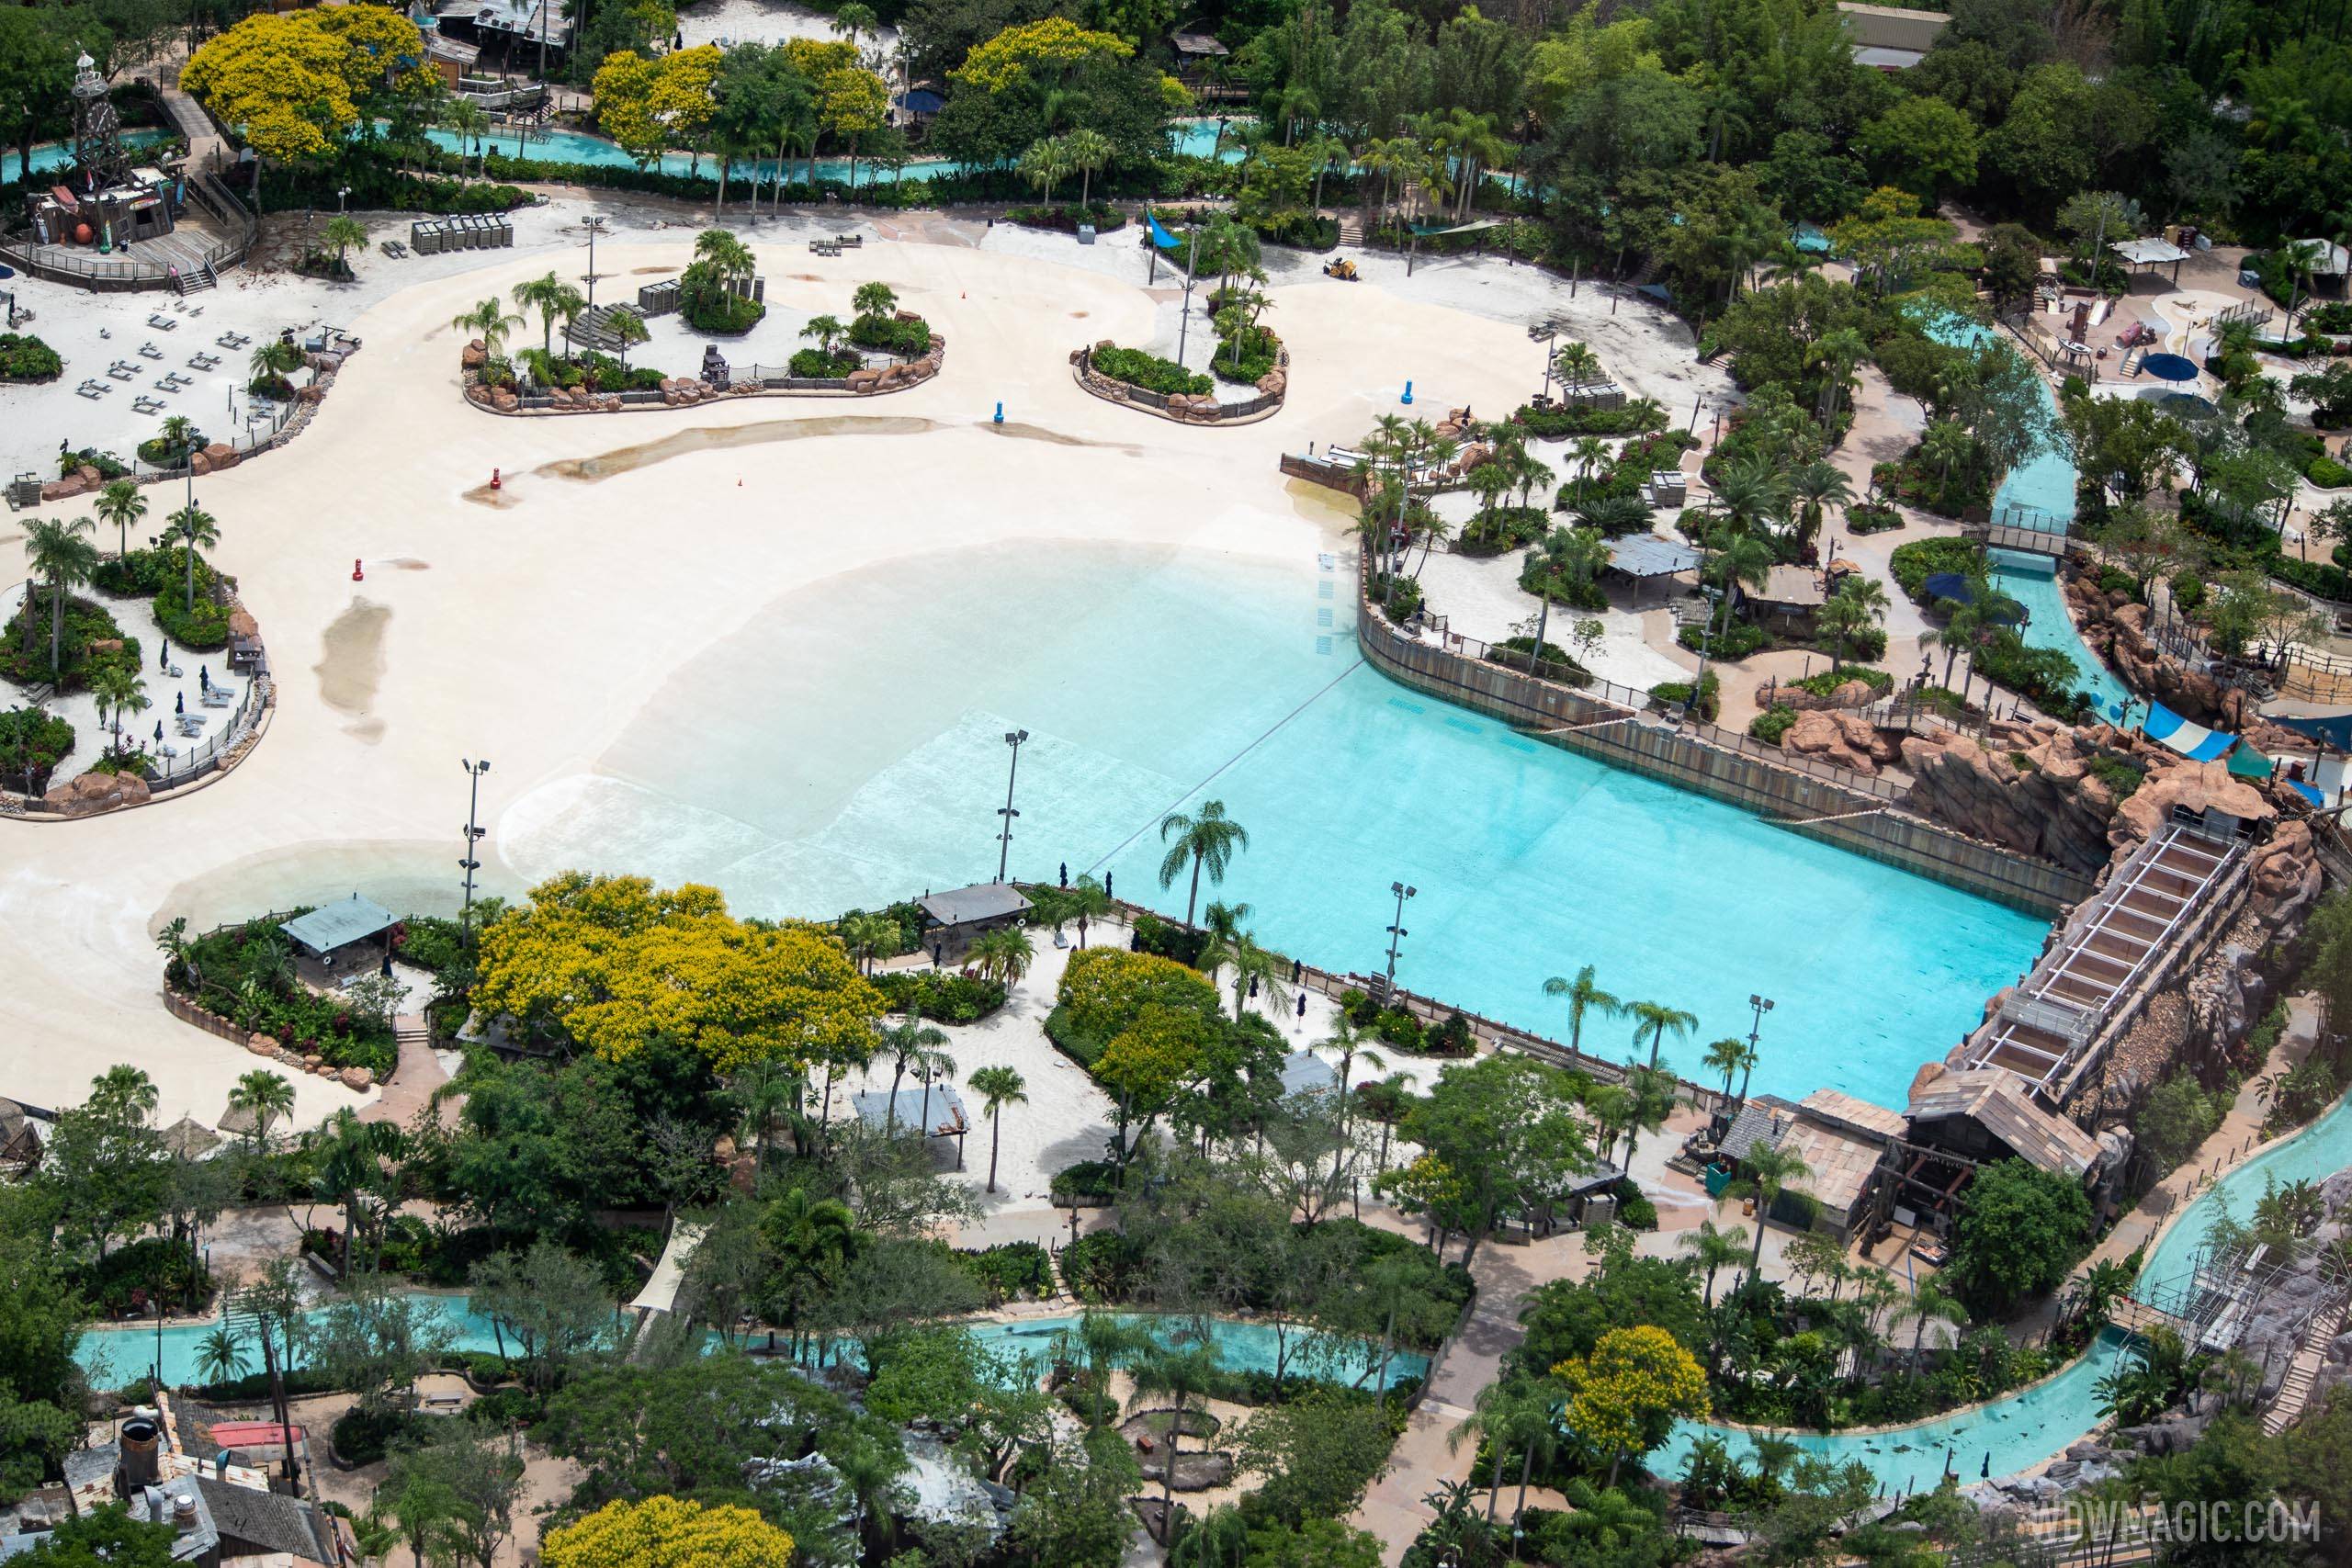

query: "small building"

left=1748, top=564, right=1829, bottom=632
left=1603, top=535, right=1702, bottom=604
left=915, top=883, right=1031, bottom=963
left=1274, top=1050, right=1338, bottom=1100
left=2110, top=235, right=2191, bottom=286
left=1905, top=1068, right=2103, bottom=1181
left=0, top=1098, right=45, bottom=1178
left=1715, top=1089, right=1900, bottom=1240
left=1837, top=2, right=1947, bottom=69
left=1170, top=22, right=1238, bottom=98
left=277, top=894, right=399, bottom=984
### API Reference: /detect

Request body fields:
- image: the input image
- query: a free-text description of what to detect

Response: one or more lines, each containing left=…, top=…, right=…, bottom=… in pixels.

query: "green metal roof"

left=279, top=894, right=397, bottom=954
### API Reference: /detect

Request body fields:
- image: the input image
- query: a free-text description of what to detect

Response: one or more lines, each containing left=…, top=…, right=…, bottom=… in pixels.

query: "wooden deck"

left=5, top=212, right=231, bottom=290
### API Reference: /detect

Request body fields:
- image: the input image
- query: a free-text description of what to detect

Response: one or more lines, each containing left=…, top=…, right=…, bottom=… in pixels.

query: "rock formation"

left=2065, top=576, right=2252, bottom=731
left=1781, top=709, right=1901, bottom=773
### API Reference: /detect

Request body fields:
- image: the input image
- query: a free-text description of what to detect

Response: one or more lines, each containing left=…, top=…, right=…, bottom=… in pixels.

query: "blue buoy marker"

left=1401, top=380, right=1414, bottom=405
left=993, top=400, right=1004, bottom=424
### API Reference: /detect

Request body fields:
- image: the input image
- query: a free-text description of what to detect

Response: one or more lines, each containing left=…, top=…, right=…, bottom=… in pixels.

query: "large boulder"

left=1781, top=710, right=1895, bottom=773
left=340, top=1066, right=373, bottom=1090
left=460, top=339, right=486, bottom=369
left=203, top=443, right=237, bottom=471
left=845, top=367, right=887, bottom=393
left=40, top=476, right=87, bottom=502
left=41, top=769, right=151, bottom=817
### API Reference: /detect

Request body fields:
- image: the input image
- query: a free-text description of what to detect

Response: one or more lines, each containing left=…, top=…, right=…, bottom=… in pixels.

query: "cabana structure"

left=277, top=895, right=398, bottom=985
left=628, top=1219, right=707, bottom=1326
left=1604, top=535, right=1701, bottom=605
left=1748, top=564, right=1828, bottom=632
left=916, top=883, right=1031, bottom=964
left=1837, top=2, right=1947, bottom=69
left=1275, top=1050, right=1338, bottom=1100
left=853, top=1085, right=970, bottom=1167
left=2111, top=236, right=2190, bottom=285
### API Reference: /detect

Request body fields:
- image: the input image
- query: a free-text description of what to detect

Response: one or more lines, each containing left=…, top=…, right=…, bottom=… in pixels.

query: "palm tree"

left=1702, top=529, right=1774, bottom=641
left=307, top=1109, right=403, bottom=1276
left=95, top=478, right=145, bottom=559
left=1157, top=800, right=1249, bottom=928
left=192, top=1323, right=248, bottom=1388
left=1128, top=1340, right=1221, bottom=1507
left=1712, top=452, right=1794, bottom=543
left=1522, top=527, right=1609, bottom=672
left=87, top=662, right=148, bottom=756
left=511, top=271, right=585, bottom=359
left=1206, top=929, right=1288, bottom=1023
left=1789, top=460, right=1854, bottom=552
left=227, top=1068, right=296, bottom=1149
left=763, top=1186, right=858, bottom=1353
left=1702, top=1036, right=1756, bottom=1109
left=444, top=96, right=489, bottom=182
left=1449, top=1378, right=1548, bottom=1525
left=1818, top=576, right=1888, bottom=669
left=1679, top=1217, right=1749, bottom=1308
left=1731, top=1143, right=1813, bottom=1273
left=321, top=215, right=367, bottom=275
left=452, top=298, right=523, bottom=359
left=967, top=1065, right=1028, bottom=1194
left=2072, top=1258, right=2134, bottom=1330
left=1018, top=135, right=1070, bottom=206
left=1541, top=964, right=1620, bottom=1057
left=166, top=504, right=220, bottom=615
left=837, top=911, right=899, bottom=976
left=801, top=313, right=846, bottom=356
left=157, top=413, right=199, bottom=473
left=608, top=308, right=650, bottom=373
left=1921, top=419, right=1975, bottom=511
left=24, top=516, right=100, bottom=677
left=248, top=338, right=301, bottom=392
left=970, top=927, right=1035, bottom=988
left=1626, top=999, right=1698, bottom=1071
left=852, top=281, right=898, bottom=321
left=1900, top=1274, right=1967, bottom=1357
left=878, top=1011, right=948, bottom=1134
left=1552, top=340, right=1601, bottom=393
left=1617, top=1060, right=1679, bottom=1171
left=1065, top=873, right=1112, bottom=948
left=912, top=1045, right=956, bottom=1147
left=1063, top=126, right=1112, bottom=209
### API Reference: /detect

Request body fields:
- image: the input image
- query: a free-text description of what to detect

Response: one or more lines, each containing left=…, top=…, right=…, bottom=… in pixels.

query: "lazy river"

left=77, top=1300, right=1426, bottom=1394
left=1657, top=1089, right=2352, bottom=1490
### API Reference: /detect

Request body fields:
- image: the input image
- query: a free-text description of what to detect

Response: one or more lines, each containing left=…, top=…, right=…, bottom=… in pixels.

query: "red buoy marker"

left=491, top=467, right=502, bottom=490
left=352, top=558, right=364, bottom=581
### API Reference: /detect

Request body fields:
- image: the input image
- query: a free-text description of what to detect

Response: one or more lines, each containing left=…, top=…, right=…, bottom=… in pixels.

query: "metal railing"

left=1999, top=310, right=2099, bottom=383
left=0, top=172, right=256, bottom=290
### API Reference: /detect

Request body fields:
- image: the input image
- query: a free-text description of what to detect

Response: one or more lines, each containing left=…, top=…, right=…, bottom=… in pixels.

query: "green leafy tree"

left=1947, top=1158, right=2092, bottom=1314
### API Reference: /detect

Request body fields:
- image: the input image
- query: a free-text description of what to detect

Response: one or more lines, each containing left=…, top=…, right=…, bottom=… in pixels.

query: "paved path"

left=151, top=59, right=226, bottom=175
left=360, top=1014, right=455, bottom=1129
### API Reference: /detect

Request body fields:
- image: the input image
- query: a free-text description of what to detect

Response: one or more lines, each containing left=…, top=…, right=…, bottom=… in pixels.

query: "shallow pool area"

left=1925, top=317, right=2078, bottom=534
left=500, top=540, right=2047, bottom=1110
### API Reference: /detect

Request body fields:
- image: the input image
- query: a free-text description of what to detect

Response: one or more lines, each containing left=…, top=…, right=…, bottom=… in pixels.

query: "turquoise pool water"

left=423, top=118, right=1226, bottom=188
left=1987, top=549, right=2134, bottom=723
left=76, top=1296, right=1424, bottom=1393
left=17, top=129, right=167, bottom=179
left=1657, top=1089, right=2352, bottom=1488
left=518, top=541, right=2049, bottom=1111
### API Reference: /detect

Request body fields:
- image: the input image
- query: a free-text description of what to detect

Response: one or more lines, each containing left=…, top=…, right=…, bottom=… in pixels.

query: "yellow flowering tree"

left=592, top=47, right=723, bottom=168
left=1094, top=1001, right=1221, bottom=1167
left=1551, top=1325, right=1709, bottom=1485
left=542, top=1495, right=794, bottom=1568
left=1055, top=949, right=1222, bottom=1042
left=471, top=873, right=883, bottom=1075
left=182, top=14, right=362, bottom=170
left=951, top=17, right=1133, bottom=94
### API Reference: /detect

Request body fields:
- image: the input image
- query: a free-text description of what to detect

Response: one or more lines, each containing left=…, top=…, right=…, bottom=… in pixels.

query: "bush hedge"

left=1004, top=203, right=1128, bottom=233
left=0, top=591, right=143, bottom=694
left=684, top=290, right=764, bottom=334
left=789, top=347, right=860, bottom=378
left=0, top=333, right=62, bottom=381
left=849, top=312, right=931, bottom=357
left=870, top=967, right=1008, bottom=1023
left=1485, top=637, right=1591, bottom=685
left=1090, top=344, right=1209, bottom=397
left=1208, top=324, right=1281, bottom=386
left=1847, top=501, right=1904, bottom=534
left=1456, top=506, right=1550, bottom=555
left=153, top=588, right=233, bottom=650
left=1750, top=705, right=1799, bottom=743
left=0, top=707, right=75, bottom=792
left=1677, top=617, right=1770, bottom=660
left=1510, top=400, right=1667, bottom=439
left=1889, top=536, right=1984, bottom=603
left=1651, top=669, right=1722, bottom=720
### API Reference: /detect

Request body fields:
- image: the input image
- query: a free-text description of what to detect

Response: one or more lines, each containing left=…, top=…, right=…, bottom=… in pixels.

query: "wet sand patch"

left=315, top=598, right=390, bottom=739
left=533, top=414, right=944, bottom=482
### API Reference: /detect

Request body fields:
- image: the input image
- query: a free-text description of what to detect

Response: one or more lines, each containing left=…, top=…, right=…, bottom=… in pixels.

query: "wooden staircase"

left=173, top=261, right=217, bottom=296
left=1335, top=215, right=1364, bottom=248
left=2264, top=1299, right=2348, bottom=1436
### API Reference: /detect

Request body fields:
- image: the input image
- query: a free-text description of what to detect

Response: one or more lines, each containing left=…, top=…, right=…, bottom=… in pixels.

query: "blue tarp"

left=1147, top=211, right=1182, bottom=250
left=2271, top=711, right=2352, bottom=752
left=2292, top=780, right=2327, bottom=808
left=2139, top=701, right=2238, bottom=761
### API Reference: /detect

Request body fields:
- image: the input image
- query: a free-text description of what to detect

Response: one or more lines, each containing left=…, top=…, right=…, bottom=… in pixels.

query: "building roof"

left=1799, top=1088, right=1906, bottom=1142
left=1837, top=2, right=1950, bottom=51
left=2111, top=236, right=2190, bottom=267
left=1905, top=1068, right=2103, bottom=1179
left=1606, top=535, right=1702, bottom=579
left=1774, top=1115, right=1882, bottom=1216
left=1275, top=1051, right=1338, bottom=1098
left=1758, top=564, right=1827, bottom=607
left=2295, top=239, right=2352, bottom=276
left=1171, top=28, right=1229, bottom=56
left=278, top=894, right=397, bottom=955
left=158, top=1115, right=220, bottom=1161
left=1718, top=1093, right=1802, bottom=1164
left=917, top=883, right=1032, bottom=929
left=192, top=1473, right=337, bottom=1563
left=0, top=1099, right=39, bottom=1164
left=853, top=1084, right=969, bottom=1138
left=1851, top=44, right=1926, bottom=68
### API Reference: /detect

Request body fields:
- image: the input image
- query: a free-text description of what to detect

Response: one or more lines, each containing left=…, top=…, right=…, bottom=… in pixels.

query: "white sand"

left=0, top=581, right=256, bottom=779
left=0, top=204, right=1714, bottom=1135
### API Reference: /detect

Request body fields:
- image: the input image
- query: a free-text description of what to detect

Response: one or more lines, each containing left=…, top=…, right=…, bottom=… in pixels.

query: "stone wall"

left=1069, top=342, right=1285, bottom=424
left=2064, top=574, right=2252, bottom=730
left=164, top=989, right=377, bottom=1090
left=462, top=325, right=947, bottom=415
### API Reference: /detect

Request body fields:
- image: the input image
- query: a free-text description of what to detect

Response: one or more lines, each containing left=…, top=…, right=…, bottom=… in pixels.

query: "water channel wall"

left=1347, top=561, right=2096, bottom=916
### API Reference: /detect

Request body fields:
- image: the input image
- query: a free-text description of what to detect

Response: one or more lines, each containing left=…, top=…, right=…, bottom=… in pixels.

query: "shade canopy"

left=2139, top=352, right=2199, bottom=383
left=2272, top=711, right=2352, bottom=751
left=2226, top=744, right=2276, bottom=780
left=279, top=894, right=397, bottom=956
left=1607, top=535, right=1702, bottom=578
left=1922, top=573, right=2023, bottom=623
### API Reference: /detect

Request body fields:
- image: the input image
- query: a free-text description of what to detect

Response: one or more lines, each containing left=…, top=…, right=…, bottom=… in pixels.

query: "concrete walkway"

left=360, top=1013, right=455, bottom=1129
left=150, top=56, right=227, bottom=175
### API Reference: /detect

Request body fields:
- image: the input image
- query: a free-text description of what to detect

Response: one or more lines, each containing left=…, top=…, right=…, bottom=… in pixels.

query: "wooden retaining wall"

left=1358, top=612, right=2094, bottom=915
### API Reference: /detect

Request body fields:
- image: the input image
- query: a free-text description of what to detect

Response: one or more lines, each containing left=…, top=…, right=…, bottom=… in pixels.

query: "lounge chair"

left=147, top=313, right=177, bottom=331
left=201, top=686, right=232, bottom=708
left=133, top=397, right=163, bottom=415
left=189, top=353, right=220, bottom=370
left=107, top=366, right=135, bottom=380
left=76, top=383, right=102, bottom=400
left=138, top=343, right=163, bottom=359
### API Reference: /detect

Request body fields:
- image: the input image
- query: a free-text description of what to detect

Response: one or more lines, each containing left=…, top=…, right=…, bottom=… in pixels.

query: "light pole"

left=336, top=186, right=348, bottom=214
left=1536, top=324, right=1557, bottom=401
left=1174, top=226, right=1201, bottom=367
left=459, top=758, right=490, bottom=947
left=582, top=214, right=606, bottom=309
left=1741, top=994, right=1772, bottom=1104
left=1382, top=881, right=1416, bottom=994
left=994, top=729, right=1028, bottom=883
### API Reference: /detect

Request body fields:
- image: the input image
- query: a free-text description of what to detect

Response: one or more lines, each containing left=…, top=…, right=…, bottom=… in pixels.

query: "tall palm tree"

left=320, top=215, right=368, bottom=275
left=1701, top=1037, right=1756, bottom=1110
left=609, top=308, right=650, bottom=374
left=763, top=1186, right=858, bottom=1353
left=837, top=911, right=899, bottom=976
left=247, top=337, right=301, bottom=389
left=1063, top=126, right=1112, bottom=209
left=1065, top=873, right=1112, bottom=948
left=307, top=1109, right=403, bottom=1277
left=878, top=1010, right=947, bottom=1134
left=193, top=1323, right=248, bottom=1388
left=1523, top=526, right=1609, bottom=670
left=511, top=271, right=585, bottom=359
left=1900, top=1274, right=1967, bottom=1357
left=1731, top=1143, right=1813, bottom=1273
left=912, top=1046, right=956, bottom=1147
left=1448, top=1378, right=1549, bottom=1525
left=1552, top=340, right=1601, bottom=393
left=1157, top=800, right=1249, bottom=928
left=1789, top=460, right=1854, bottom=552
left=166, top=504, right=220, bottom=615
left=444, top=96, right=490, bottom=182
left=1541, top=964, right=1620, bottom=1057
left=1617, top=1060, right=1679, bottom=1172
left=452, top=298, right=523, bottom=359
left=95, top=478, right=145, bottom=559
left=24, top=516, right=100, bottom=678
left=87, top=662, right=148, bottom=757
left=1679, top=1217, right=1749, bottom=1308
left=1626, top=1000, right=1698, bottom=1071
left=1818, top=576, right=1888, bottom=669
left=970, top=927, right=1035, bottom=989
left=967, top=1065, right=1027, bottom=1194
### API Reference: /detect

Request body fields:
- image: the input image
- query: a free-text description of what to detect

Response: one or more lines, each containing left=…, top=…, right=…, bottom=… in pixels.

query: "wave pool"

left=501, top=540, right=2046, bottom=1109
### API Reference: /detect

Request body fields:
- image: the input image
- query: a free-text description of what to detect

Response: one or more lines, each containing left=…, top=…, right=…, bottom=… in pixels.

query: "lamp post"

left=459, top=758, right=490, bottom=948
left=1382, top=881, right=1416, bottom=994
left=994, top=729, right=1028, bottom=883
left=1741, top=995, right=1772, bottom=1104
left=1174, top=225, right=1202, bottom=367
left=582, top=214, right=606, bottom=308
left=336, top=186, right=348, bottom=214
left=1535, top=324, right=1557, bottom=401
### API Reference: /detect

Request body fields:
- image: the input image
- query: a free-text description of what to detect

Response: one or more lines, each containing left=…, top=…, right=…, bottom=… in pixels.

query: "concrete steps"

left=2264, top=1299, right=2346, bottom=1436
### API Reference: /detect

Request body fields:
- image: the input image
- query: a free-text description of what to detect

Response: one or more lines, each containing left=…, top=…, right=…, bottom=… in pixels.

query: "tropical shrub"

left=1089, top=344, right=1210, bottom=397
left=1457, top=506, right=1550, bottom=555
left=0, top=707, right=75, bottom=792
left=1677, top=618, right=1770, bottom=660
left=1003, top=202, right=1127, bottom=232
left=1750, top=705, right=1799, bottom=743
left=870, top=967, right=1008, bottom=1023
left=1847, top=501, right=1904, bottom=533
left=1889, top=536, right=1984, bottom=602
left=788, top=347, right=860, bottom=378
left=1486, top=637, right=1591, bottom=684
left=0, top=333, right=62, bottom=381
left=956, top=1241, right=1055, bottom=1303
left=58, top=446, right=130, bottom=480
left=136, top=430, right=207, bottom=467
left=1510, top=400, right=1667, bottom=438
left=1650, top=669, right=1721, bottom=720
left=0, top=592, right=142, bottom=694
left=849, top=312, right=931, bottom=356
left=683, top=288, right=763, bottom=333
left=153, top=588, right=232, bottom=650
left=1209, top=323, right=1281, bottom=386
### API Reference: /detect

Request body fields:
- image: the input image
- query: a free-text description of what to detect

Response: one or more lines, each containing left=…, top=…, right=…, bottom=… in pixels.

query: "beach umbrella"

left=2139, top=352, right=2199, bottom=383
